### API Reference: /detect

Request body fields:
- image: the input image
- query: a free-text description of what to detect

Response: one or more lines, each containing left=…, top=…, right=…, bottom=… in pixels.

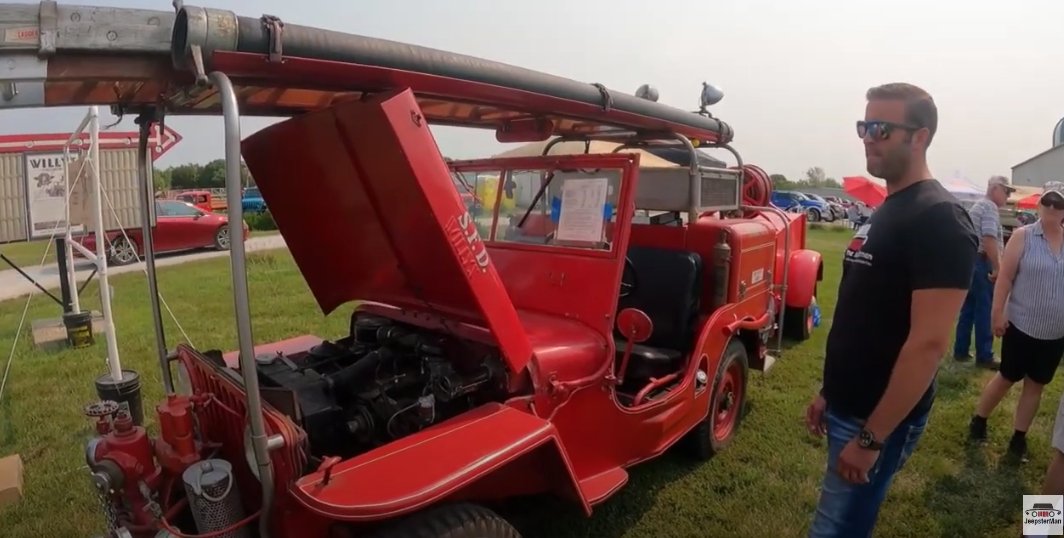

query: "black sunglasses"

left=1041, top=196, right=1064, bottom=210
left=857, top=120, right=922, bottom=141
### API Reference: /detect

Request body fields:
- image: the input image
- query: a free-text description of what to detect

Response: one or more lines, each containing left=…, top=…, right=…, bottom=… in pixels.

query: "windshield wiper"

left=516, top=170, right=556, bottom=228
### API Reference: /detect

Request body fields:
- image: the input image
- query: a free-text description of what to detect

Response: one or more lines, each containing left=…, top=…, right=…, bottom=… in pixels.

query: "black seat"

left=615, top=245, right=703, bottom=380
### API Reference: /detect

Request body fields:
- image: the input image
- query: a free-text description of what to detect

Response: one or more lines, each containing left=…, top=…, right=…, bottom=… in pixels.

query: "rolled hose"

left=171, top=6, right=734, bottom=143
left=738, top=163, right=773, bottom=211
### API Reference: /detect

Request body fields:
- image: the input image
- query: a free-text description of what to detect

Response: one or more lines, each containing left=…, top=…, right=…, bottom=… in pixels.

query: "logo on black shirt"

left=845, top=223, right=874, bottom=267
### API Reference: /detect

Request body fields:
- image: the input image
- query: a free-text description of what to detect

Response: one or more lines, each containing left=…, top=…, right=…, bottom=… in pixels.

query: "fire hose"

left=739, top=164, right=773, bottom=217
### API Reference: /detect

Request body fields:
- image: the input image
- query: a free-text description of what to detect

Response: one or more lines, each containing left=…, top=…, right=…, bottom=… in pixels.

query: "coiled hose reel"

left=738, top=163, right=773, bottom=217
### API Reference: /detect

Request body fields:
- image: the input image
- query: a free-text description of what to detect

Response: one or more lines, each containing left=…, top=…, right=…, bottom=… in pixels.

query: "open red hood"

left=240, top=89, right=532, bottom=374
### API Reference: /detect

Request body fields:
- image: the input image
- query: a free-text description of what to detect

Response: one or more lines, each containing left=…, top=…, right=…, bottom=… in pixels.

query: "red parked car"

left=74, top=199, right=249, bottom=265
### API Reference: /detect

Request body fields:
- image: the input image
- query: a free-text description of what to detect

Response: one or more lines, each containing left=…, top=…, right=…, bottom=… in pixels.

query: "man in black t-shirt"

left=805, top=83, right=978, bottom=538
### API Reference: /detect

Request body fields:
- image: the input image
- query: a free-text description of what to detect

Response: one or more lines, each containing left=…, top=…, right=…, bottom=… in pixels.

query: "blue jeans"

left=808, top=406, right=929, bottom=538
left=953, top=255, right=994, bottom=362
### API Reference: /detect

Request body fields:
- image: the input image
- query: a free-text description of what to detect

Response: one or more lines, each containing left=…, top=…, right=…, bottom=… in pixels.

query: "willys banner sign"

left=23, top=151, right=85, bottom=240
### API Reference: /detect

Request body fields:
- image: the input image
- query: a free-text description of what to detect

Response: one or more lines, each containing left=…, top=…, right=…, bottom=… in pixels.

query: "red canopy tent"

left=1016, top=192, right=1042, bottom=209
left=843, top=176, right=887, bottom=207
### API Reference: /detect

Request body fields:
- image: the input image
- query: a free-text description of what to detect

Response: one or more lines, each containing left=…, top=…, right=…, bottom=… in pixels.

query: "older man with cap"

left=953, top=175, right=1016, bottom=369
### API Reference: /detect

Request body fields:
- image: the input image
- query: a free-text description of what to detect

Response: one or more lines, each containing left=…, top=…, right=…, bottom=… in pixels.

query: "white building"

left=1012, top=117, right=1064, bottom=188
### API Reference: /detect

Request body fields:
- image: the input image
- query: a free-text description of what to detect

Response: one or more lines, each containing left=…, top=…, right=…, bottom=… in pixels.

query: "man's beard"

left=868, top=145, right=910, bottom=185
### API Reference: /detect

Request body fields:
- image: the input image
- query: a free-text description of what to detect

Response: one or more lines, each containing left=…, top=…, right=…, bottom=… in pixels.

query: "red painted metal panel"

left=240, top=88, right=534, bottom=374
left=175, top=345, right=308, bottom=536
left=0, top=124, right=181, bottom=160
left=290, top=402, right=582, bottom=521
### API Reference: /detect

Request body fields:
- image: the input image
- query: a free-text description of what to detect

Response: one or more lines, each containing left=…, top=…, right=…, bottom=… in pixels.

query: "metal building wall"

left=0, top=147, right=148, bottom=243
left=0, top=153, right=25, bottom=243
left=1012, top=144, right=1064, bottom=188
left=96, top=148, right=144, bottom=232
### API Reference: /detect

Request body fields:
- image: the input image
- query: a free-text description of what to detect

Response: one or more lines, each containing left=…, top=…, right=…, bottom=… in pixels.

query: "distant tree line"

left=151, top=158, right=840, bottom=195
left=153, top=158, right=255, bottom=191
left=770, top=166, right=842, bottom=190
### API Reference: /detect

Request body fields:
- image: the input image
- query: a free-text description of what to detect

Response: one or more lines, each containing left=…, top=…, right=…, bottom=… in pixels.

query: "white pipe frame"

left=62, top=106, right=122, bottom=381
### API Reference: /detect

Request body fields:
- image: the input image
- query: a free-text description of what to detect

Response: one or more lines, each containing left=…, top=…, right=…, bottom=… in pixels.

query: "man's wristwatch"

left=857, top=428, right=884, bottom=450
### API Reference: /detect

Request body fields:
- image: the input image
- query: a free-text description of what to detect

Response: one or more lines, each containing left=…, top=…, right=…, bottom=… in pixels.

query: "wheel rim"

left=112, top=238, right=136, bottom=264
left=806, top=296, right=818, bottom=335
left=806, top=208, right=818, bottom=221
left=713, top=360, right=745, bottom=442
left=217, top=227, right=230, bottom=248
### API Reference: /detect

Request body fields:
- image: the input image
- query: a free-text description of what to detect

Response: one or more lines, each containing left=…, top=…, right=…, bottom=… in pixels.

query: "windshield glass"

left=451, top=173, right=475, bottom=195
left=244, top=187, right=260, bottom=198
left=452, top=164, right=624, bottom=253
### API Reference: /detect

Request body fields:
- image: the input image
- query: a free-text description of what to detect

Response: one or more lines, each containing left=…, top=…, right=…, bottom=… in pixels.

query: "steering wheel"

left=620, top=256, right=638, bottom=298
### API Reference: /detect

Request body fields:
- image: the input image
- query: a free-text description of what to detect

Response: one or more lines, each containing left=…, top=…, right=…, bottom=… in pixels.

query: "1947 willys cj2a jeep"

left=0, top=2, right=822, bottom=536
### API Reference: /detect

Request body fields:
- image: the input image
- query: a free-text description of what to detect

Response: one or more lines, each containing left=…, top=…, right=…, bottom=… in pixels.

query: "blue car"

left=242, top=186, right=267, bottom=213
left=770, top=190, right=832, bottom=222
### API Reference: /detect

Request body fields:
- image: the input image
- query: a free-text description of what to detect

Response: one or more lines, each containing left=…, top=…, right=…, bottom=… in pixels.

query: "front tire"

left=108, top=236, right=139, bottom=266
left=806, top=207, right=821, bottom=222
left=687, top=339, right=749, bottom=460
left=783, top=295, right=817, bottom=342
left=213, top=226, right=230, bottom=251
left=366, top=503, right=521, bottom=538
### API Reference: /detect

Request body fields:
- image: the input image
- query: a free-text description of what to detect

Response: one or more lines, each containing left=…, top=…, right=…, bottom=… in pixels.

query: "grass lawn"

left=0, top=226, right=1049, bottom=537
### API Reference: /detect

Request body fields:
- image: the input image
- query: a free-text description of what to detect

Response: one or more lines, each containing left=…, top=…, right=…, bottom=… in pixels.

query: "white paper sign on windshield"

left=556, top=177, right=609, bottom=243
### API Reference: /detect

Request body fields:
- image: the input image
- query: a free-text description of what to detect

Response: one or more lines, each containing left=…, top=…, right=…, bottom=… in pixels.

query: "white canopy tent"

left=491, top=139, right=728, bottom=168
left=857, top=175, right=985, bottom=205
left=938, top=176, right=984, bottom=204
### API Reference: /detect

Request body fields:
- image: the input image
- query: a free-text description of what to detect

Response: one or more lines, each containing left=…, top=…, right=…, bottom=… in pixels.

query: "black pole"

left=0, top=253, right=64, bottom=307
left=135, top=110, right=172, bottom=393
left=77, top=268, right=97, bottom=295
left=55, top=237, right=73, bottom=313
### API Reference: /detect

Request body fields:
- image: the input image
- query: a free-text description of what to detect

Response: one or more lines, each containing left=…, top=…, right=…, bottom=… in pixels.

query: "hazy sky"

left=2, top=0, right=1062, bottom=188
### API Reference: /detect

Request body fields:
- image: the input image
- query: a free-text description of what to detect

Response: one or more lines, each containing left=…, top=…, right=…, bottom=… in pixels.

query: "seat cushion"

left=614, top=336, right=683, bottom=380
left=617, top=245, right=703, bottom=351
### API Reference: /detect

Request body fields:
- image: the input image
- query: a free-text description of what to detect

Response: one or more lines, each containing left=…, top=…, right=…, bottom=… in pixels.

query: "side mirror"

left=616, top=307, right=653, bottom=344
left=615, top=308, right=652, bottom=385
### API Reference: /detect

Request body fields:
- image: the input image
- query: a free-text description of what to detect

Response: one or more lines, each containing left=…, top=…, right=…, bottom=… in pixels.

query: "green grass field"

left=0, top=226, right=1051, bottom=537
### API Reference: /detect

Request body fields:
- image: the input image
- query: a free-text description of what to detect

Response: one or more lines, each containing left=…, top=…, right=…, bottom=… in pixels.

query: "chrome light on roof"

left=635, top=84, right=660, bottom=102
left=700, top=82, right=724, bottom=108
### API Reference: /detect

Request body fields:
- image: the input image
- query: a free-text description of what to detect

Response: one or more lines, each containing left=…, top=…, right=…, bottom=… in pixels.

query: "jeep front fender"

left=290, top=402, right=588, bottom=521
left=785, top=249, right=823, bottom=309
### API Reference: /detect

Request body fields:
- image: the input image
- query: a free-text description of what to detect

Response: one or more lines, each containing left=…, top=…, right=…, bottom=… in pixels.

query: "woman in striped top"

left=969, top=181, right=1064, bottom=462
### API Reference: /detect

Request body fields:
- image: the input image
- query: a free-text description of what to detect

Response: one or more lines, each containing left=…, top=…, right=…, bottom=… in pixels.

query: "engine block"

left=253, top=313, right=508, bottom=459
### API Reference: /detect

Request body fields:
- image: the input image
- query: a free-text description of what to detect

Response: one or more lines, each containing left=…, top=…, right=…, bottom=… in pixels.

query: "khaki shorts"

left=1054, top=393, right=1064, bottom=453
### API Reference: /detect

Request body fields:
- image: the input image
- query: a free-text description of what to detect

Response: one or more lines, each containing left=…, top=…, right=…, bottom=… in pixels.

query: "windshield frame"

left=448, top=153, right=639, bottom=260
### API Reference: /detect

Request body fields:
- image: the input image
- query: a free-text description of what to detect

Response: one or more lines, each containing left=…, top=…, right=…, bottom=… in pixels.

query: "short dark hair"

left=866, top=83, right=937, bottom=145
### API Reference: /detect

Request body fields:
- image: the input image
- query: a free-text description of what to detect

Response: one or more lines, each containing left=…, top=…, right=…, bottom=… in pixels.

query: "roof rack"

left=1, top=2, right=734, bottom=146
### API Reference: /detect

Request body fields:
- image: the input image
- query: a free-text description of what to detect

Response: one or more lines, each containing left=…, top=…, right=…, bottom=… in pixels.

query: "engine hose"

left=157, top=509, right=261, bottom=538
